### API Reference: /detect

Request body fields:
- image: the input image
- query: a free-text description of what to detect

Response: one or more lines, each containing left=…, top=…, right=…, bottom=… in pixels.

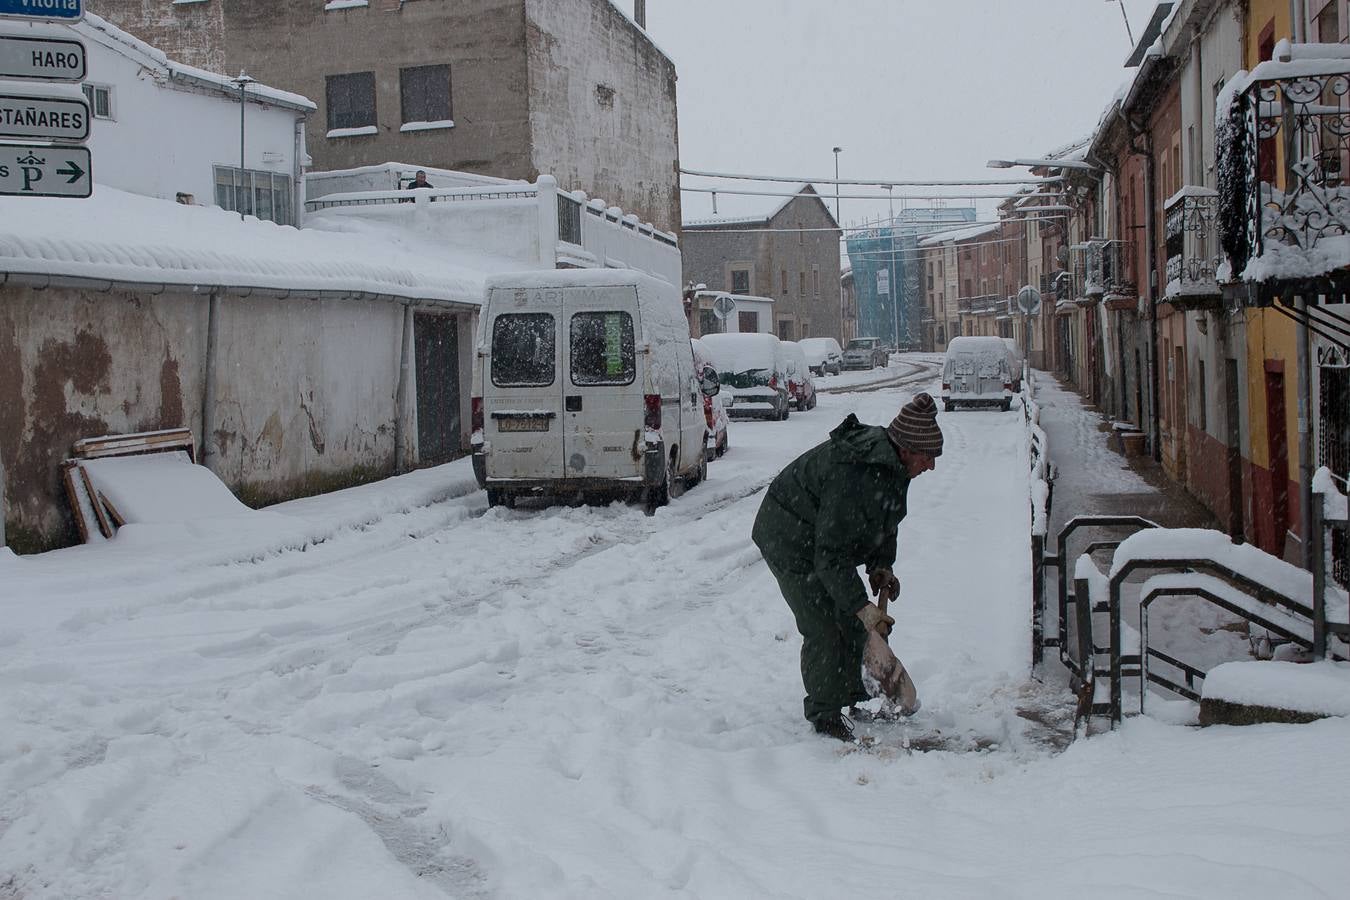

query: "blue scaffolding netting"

left=846, top=208, right=977, bottom=347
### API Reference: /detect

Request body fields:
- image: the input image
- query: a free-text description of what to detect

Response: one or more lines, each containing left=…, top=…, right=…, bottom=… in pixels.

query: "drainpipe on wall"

left=201, top=288, right=222, bottom=472
left=1123, top=107, right=1163, bottom=462
left=394, top=301, right=415, bottom=474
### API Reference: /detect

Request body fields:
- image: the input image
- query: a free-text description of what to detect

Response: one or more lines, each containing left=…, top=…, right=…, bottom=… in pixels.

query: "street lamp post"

left=834, top=147, right=844, bottom=340
left=233, top=72, right=255, bottom=221
left=885, top=184, right=898, bottom=349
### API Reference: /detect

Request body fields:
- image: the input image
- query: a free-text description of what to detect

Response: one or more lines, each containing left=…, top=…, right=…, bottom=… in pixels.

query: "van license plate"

left=498, top=417, right=550, bottom=432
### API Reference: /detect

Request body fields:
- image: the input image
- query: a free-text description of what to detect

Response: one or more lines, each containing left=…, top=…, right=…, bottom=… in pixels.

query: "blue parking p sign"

left=0, top=0, right=83, bottom=22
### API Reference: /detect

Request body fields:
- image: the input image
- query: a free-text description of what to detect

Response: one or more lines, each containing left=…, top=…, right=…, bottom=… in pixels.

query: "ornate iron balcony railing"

left=1218, top=48, right=1350, bottom=298
left=1164, top=186, right=1221, bottom=307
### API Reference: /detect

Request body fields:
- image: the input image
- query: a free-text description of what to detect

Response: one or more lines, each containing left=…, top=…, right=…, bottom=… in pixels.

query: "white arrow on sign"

left=0, top=35, right=87, bottom=81
left=0, top=90, right=88, bottom=141
left=0, top=143, right=92, bottom=198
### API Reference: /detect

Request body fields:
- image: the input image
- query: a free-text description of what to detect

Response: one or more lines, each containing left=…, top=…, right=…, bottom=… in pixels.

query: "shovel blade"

left=863, top=632, right=920, bottom=714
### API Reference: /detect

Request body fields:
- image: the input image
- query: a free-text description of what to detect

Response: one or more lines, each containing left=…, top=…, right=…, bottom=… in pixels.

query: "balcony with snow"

left=1218, top=40, right=1350, bottom=304
left=1163, top=186, right=1221, bottom=310
left=303, top=169, right=681, bottom=288
left=1083, top=238, right=1138, bottom=311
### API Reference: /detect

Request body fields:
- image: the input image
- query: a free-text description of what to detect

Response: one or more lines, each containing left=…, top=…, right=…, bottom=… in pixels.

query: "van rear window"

left=491, top=313, right=556, bottom=387
left=570, top=312, right=635, bottom=386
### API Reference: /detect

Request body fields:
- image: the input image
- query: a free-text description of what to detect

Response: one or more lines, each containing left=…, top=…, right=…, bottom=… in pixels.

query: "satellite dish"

left=712, top=294, right=737, bottom=320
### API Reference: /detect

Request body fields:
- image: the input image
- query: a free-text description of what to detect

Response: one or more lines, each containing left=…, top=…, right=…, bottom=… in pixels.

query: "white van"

left=941, top=335, right=1014, bottom=411
left=471, top=269, right=709, bottom=512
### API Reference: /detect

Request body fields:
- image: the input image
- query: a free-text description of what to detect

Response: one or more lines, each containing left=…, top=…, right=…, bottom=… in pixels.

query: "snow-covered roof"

left=0, top=187, right=496, bottom=306
left=71, top=13, right=315, bottom=113
left=919, top=221, right=1000, bottom=247
left=683, top=184, right=839, bottom=230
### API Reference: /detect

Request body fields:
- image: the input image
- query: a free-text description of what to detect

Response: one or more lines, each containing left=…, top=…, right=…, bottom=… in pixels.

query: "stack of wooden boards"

left=63, top=429, right=249, bottom=543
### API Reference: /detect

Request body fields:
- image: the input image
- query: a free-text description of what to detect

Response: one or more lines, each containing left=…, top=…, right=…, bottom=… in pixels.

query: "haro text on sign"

left=0, top=35, right=87, bottom=80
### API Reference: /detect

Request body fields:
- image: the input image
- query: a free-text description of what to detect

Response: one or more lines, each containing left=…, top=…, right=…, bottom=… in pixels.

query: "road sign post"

left=0, top=34, right=86, bottom=81
left=0, top=1, right=83, bottom=22
left=0, top=143, right=91, bottom=197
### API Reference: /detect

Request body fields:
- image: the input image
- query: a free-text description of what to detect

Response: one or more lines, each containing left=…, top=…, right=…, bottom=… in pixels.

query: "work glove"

left=868, top=567, right=900, bottom=606
left=856, top=602, right=895, bottom=638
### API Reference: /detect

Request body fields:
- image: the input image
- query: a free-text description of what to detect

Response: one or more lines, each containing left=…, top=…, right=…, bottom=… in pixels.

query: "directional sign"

left=0, top=0, right=83, bottom=22
left=0, top=143, right=91, bottom=197
left=0, top=91, right=88, bottom=141
left=0, top=35, right=86, bottom=81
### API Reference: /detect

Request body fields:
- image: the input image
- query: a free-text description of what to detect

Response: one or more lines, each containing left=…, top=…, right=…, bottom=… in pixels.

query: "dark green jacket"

left=752, top=414, right=911, bottom=617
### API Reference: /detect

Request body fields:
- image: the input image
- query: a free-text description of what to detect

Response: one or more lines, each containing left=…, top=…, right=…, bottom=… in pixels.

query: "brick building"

left=89, top=0, right=682, bottom=232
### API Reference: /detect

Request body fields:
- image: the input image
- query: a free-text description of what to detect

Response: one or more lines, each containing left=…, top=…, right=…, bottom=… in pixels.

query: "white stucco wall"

left=78, top=32, right=302, bottom=209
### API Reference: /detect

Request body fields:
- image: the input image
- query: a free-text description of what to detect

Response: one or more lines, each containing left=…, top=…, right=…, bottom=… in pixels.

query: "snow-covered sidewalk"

left=2, top=371, right=1347, bottom=897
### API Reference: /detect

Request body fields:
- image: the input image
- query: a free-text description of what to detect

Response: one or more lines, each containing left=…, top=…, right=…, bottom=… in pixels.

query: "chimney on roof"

left=634, top=0, right=646, bottom=28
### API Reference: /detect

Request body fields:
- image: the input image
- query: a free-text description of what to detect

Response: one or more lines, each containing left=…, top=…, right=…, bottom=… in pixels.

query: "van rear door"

left=485, top=289, right=564, bottom=480
left=562, top=285, right=642, bottom=481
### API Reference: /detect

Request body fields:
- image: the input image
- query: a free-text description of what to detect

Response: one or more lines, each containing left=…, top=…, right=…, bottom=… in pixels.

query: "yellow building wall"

left=1241, top=0, right=1301, bottom=490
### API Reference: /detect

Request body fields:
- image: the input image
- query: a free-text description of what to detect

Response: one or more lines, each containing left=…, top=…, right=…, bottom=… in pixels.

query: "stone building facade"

left=89, top=0, right=682, bottom=232
left=681, top=188, right=843, bottom=342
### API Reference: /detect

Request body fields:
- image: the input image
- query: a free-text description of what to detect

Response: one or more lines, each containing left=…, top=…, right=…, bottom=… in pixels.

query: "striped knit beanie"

left=886, top=392, right=944, bottom=457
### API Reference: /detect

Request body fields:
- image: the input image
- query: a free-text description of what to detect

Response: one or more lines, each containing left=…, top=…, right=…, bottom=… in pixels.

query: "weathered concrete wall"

left=524, top=0, right=680, bottom=233
left=0, top=287, right=423, bottom=552
left=0, top=287, right=205, bottom=551
left=87, top=0, right=226, bottom=73
left=207, top=295, right=404, bottom=506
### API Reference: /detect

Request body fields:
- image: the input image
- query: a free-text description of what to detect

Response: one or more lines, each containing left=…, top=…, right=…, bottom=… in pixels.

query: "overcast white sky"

left=644, top=0, right=1160, bottom=228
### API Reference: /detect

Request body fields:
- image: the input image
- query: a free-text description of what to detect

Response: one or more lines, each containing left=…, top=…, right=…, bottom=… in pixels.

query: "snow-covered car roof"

left=698, top=332, right=782, bottom=372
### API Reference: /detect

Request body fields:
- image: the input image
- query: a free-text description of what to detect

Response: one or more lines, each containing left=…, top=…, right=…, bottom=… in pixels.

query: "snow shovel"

left=862, top=591, right=921, bottom=715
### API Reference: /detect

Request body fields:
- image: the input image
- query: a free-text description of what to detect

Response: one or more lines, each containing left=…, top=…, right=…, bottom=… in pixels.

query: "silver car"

left=842, top=336, right=887, bottom=370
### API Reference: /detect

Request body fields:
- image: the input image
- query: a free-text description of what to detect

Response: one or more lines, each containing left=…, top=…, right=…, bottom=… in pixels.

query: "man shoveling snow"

left=752, top=393, right=942, bottom=742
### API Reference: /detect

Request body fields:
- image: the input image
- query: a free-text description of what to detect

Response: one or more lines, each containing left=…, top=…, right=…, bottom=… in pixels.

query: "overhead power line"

left=680, top=185, right=1041, bottom=202
left=680, top=167, right=1063, bottom=188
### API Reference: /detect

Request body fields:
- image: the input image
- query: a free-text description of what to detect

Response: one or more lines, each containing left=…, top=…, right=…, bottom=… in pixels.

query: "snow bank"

left=1203, top=660, right=1350, bottom=716
left=81, top=454, right=249, bottom=524
left=0, top=187, right=489, bottom=305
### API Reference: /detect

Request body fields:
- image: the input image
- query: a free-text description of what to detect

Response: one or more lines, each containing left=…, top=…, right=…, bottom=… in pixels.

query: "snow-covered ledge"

left=324, top=0, right=368, bottom=10
left=327, top=125, right=378, bottom=139
left=400, top=120, right=454, bottom=133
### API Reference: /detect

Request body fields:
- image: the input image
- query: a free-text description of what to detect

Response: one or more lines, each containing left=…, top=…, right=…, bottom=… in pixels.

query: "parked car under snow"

left=797, top=337, right=843, bottom=376
left=698, top=332, right=792, bottom=420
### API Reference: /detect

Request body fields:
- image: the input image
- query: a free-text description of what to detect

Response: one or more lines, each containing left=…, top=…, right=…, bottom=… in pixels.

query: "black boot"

left=812, top=712, right=855, bottom=742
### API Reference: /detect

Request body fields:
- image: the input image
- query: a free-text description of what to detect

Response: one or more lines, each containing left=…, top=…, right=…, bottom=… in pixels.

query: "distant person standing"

left=406, top=170, right=435, bottom=190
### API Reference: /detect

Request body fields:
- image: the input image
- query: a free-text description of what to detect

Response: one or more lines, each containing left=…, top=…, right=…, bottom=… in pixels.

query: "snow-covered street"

left=2, top=370, right=1346, bottom=898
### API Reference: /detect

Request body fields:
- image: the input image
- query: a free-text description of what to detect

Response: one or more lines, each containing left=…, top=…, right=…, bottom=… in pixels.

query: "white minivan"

left=941, top=335, right=1014, bottom=411
left=471, top=269, right=709, bottom=512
